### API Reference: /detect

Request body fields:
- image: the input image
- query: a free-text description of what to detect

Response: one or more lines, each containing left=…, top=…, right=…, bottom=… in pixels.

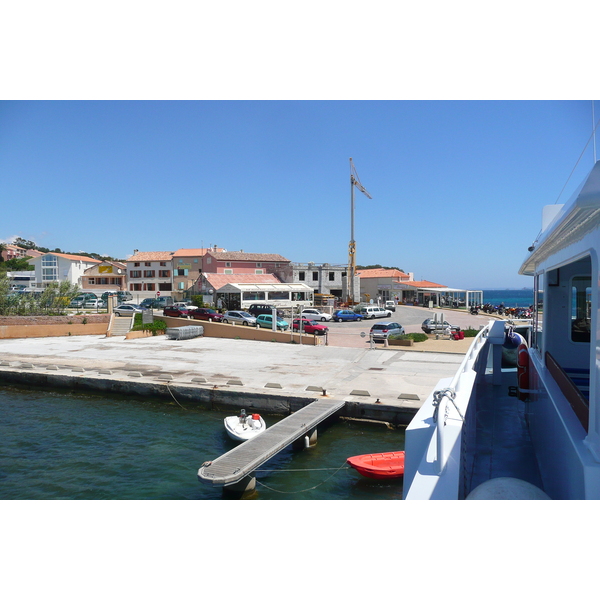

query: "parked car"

left=292, top=318, right=328, bottom=335
left=248, top=303, right=283, bottom=317
left=300, top=308, right=332, bottom=322
left=173, top=301, right=198, bottom=310
left=358, top=306, right=388, bottom=319
left=189, top=307, right=224, bottom=322
left=370, top=321, right=405, bottom=340
left=69, top=293, right=98, bottom=308
left=256, top=314, right=289, bottom=331
left=140, top=298, right=159, bottom=309
left=163, top=305, right=190, bottom=317
left=384, top=300, right=396, bottom=312
left=421, top=318, right=459, bottom=334
left=83, top=299, right=107, bottom=309
left=113, top=304, right=143, bottom=317
left=222, top=311, right=257, bottom=326
left=333, top=310, right=363, bottom=322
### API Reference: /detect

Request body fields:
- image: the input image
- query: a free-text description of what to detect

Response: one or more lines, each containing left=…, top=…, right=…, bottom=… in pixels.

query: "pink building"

left=202, top=251, right=292, bottom=281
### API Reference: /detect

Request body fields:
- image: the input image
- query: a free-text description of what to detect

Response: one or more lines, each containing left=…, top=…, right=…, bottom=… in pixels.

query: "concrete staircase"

left=109, top=316, right=133, bottom=337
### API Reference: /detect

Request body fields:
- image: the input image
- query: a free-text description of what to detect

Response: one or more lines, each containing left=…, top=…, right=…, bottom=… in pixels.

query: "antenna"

left=593, top=101, right=597, bottom=163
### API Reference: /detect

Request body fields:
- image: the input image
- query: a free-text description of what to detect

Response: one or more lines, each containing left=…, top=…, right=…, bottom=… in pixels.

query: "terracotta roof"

left=172, top=248, right=224, bottom=257
left=203, top=273, right=282, bottom=289
left=357, top=268, right=410, bottom=279
left=126, top=251, right=175, bottom=262
left=49, top=252, right=102, bottom=263
left=401, top=280, right=446, bottom=288
left=206, top=251, right=290, bottom=262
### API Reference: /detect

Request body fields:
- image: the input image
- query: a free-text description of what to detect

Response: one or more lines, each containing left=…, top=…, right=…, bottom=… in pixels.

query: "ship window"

left=571, top=276, right=591, bottom=343
left=533, top=273, right=544, bottom=351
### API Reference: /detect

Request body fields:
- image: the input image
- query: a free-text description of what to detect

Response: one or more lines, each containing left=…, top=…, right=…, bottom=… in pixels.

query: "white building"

left=27, top=252, right=102, bottom=289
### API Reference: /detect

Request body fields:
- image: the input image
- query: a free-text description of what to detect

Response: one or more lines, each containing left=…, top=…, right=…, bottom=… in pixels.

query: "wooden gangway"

left=198, top=398, right=346, bottom=487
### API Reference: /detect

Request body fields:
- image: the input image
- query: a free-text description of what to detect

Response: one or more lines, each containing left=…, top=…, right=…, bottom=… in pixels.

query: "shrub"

left=463, top=327, right=480, bottom=337
left=131, top=313, right=167, bottom=333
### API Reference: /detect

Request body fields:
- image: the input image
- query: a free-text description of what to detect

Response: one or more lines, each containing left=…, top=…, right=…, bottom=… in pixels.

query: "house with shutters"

left=171, top=247, right=225, bottom=294
left=125, top=251, right=176, bottom=297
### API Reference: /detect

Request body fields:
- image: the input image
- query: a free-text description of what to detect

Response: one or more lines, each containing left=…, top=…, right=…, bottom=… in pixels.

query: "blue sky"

left=2, top=4, right=600, bottom=290
left=2, top=100, right=598, bottom=289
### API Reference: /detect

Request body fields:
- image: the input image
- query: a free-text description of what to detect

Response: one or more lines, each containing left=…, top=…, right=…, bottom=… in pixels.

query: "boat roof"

left=520, top=161, right=600, bottom=276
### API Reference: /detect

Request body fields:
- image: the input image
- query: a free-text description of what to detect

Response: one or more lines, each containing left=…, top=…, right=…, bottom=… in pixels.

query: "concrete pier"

left=0, top=333, right=465, bottom=425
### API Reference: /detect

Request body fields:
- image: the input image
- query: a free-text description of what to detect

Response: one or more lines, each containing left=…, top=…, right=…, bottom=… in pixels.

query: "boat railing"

left=433, top=322, right=493, bottom=475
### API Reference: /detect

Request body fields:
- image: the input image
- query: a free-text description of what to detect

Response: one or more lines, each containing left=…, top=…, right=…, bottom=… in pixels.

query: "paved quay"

left=0, top=332, right=468, bottom=425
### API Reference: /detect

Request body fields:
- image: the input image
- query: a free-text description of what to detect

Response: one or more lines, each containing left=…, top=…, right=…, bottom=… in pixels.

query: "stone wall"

left=0, top=315, right=110, bottom=339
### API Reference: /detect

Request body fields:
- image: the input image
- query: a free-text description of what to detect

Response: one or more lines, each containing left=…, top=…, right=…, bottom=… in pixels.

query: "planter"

left=388, top=338, right=414, bottom=347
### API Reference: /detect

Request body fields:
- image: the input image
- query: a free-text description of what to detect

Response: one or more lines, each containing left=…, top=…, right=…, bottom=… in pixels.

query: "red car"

left=163, top=305, right=190, bottom=317
left=292, top=318, right=329, bottom=335
left=189, top=308, right=224, bottom=322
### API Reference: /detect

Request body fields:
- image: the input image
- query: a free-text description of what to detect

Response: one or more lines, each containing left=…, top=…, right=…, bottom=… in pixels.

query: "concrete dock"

left=0, top=332, right=467, bottom=425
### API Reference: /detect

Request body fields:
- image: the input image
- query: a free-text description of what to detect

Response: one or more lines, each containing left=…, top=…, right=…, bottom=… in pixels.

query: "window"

left=143, top=270, right=155, bottom=278
left=268, top=291, right=290, bottom=301
left=533, top=273, right=544, bottom=351
left=224, top=269, right=233, bottom=274
left=329, top=272, right=335, bottom=281
left=256, top=262, right=262, bottom=268
left=178, top=282, right=185, bottom=290
left=130, top=270, right=141, bottom=278
left=312, top=272, right=319, bottom=281
left=145, top=283, right=155, bottom=291
left=243, top=291, right=265, bottom=300
left=299, top=272, right=305, bottom=281
left=226, top=262, right=231, bottom=267
left=130, top=283, right=142, bottom=291
left=134, top=262, right=140, bottom=267
left=160, top=262, right=167, bottom=266
left=571, top=276, right=591, bottom=343
left=145, top=262, right=151, bottom=267
left=88, top=278, right=95, bottom=285
left=159, top=270, right=171, bottom=277
left=255, top=269, right=264, bottom=274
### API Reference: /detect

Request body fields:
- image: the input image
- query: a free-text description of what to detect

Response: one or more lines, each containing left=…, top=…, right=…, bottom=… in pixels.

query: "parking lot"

left=318, top=305, right=496, bottom=349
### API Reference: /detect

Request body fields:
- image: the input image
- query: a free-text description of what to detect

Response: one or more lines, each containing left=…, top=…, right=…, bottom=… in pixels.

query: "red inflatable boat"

left=346, top=451, right=405, bottom=479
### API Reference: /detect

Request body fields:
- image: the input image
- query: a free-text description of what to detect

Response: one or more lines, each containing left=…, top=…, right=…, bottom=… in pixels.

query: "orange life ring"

left=517, top=343, right=529, bottom=401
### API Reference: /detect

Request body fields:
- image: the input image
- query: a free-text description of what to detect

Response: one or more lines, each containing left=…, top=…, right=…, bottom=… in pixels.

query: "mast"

left=348, top=158, right=372, bottom=305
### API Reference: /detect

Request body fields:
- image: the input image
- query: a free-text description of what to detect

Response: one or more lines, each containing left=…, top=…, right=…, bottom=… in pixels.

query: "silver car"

left=370, top=321, right=405, bottom=339
left=301, top=308, right=333, bottom=322
left=222, top=310, right=257, bottom=326
left=113, top=304, right=143, bottom=317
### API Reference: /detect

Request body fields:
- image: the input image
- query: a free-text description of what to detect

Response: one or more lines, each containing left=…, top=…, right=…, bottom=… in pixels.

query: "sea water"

left=0, top=384, right=406, bottom=500
left=482, top=289, right=535, bottom=307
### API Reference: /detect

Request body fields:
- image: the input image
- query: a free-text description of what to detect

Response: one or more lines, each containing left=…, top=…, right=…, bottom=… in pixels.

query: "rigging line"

left=530, top=115, right=600, bottom=246
left=254, top=462, right=349, bottom=494
left=553, top=116, right=600, bottom=206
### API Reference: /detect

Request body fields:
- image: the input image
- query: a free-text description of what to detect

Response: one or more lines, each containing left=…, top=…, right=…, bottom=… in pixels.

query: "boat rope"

left=254, top=467, right=351, bottom=472
left=165, top=382, right=187, bottom=410
left=432, top=387, right=464, bottom=423
left=254, top=462, right=349, bottom=494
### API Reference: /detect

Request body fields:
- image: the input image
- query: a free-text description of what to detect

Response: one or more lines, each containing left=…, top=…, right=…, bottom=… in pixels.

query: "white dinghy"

left=224, top=409, right=266, bottom=442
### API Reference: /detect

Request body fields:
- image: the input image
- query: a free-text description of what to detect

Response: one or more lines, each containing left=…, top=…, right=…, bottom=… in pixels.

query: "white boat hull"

left=224, top=414, right=266, bottom=442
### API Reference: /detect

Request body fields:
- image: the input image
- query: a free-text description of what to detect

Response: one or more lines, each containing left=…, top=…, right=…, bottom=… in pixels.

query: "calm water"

left=0, top=384, right=406, bottom=500
left=482, top=289, right=535, bottom=307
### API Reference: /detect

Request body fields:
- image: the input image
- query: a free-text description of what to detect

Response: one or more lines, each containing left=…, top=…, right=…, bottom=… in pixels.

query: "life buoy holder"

left=517, top=343, right=529, bottom=401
